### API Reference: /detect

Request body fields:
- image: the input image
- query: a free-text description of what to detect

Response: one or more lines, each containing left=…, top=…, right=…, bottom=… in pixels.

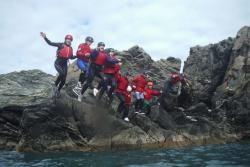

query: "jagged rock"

left=2, top=30, right=249, bottom=152
left=183, top=38, right=234, bottom=105
left=212, top=26, right=250, bottom=137
left=184, top=26, right=250, bottom=139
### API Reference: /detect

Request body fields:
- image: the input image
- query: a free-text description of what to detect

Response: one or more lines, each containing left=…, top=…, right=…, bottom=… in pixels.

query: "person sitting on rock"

left=78, top=42, right=106, bottom=102
left=142, top=81, right=161, bottom=115
left=73, top=36, right=94, bottom=96
left=95, top=48, right=121, bottom=102
left=132, top=73, right=147, bottom=113
left=40, top=32, right=75, bottom=97
left=115, top=72, right=132, bottom=122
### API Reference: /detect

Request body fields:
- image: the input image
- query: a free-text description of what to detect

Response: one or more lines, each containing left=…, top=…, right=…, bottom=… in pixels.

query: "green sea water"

left=0, top=141, right=250, bottom=167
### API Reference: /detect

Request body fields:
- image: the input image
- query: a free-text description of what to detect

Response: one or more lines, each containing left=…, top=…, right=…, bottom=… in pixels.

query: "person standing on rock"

left=78, top=42, right=106, bottom=102
left=40, top=32, right=75, bottom=97
left=142, top=81, right=161, bottom=115
left=96, top=48, right=121, bottom=102
left=73, top=36, right=94, bottom=96
left=132, top=73, right=147, bottom=113
left=115, top=72, right=132, bottom=122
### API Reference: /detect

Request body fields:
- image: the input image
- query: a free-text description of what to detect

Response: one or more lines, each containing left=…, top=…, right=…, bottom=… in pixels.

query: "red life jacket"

left=144, top=88, right=161, bottom=101
left=93, top=51, right=106, bottom=65
left=115, top=74, right=129, bottom=94
left=57, top=44, right=73, bottom=59
left=123, top=91, right=132, bottom=105
left=132, top=74, right=147, bottom=93
left=103, top=63, right=120, bottom=75
left=76, top=43, right=91, bottom=62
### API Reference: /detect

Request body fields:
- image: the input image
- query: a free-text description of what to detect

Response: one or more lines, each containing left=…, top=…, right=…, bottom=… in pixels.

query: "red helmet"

left=65, top=34, right=73, bottom=41
left=171, top=73, right=181, bottom=84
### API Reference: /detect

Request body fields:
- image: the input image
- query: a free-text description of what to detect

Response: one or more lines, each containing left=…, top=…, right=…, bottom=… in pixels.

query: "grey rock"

left=2, top=29, right=250, bottom=152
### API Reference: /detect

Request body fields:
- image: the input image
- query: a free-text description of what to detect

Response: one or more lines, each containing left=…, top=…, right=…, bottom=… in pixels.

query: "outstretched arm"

left=40, top=32, right=62, bottom=47
left=106, top=56, right=119, bottom=65
left=151, top=90, right=161, bottom=96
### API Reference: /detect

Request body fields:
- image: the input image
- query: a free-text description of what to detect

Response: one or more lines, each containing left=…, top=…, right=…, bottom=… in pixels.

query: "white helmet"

left=127, top=85, right=132, bottom=92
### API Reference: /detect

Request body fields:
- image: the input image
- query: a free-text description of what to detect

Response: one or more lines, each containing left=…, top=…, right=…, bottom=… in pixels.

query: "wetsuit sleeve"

left=44, top=37, right=62, bottom=48
left=106, top=56, right=119, bottom=65
left=90, top=49, right=99, bottom=60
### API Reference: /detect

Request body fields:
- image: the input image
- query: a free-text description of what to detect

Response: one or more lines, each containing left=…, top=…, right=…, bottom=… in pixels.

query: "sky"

left=0, top=0, right=249, bottom=74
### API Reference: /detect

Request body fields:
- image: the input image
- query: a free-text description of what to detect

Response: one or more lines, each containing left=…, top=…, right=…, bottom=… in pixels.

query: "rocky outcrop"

left=2, top=27, right=250, bottom=152
left=212, top=26, right=250, bottom=138
left=183, top=38, right=234, bottom=105
left=184, top=26, right=250, bottom=139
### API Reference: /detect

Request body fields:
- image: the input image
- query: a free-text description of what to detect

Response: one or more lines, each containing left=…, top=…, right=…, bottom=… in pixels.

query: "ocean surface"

left=0, top=141, right=250, bottom=167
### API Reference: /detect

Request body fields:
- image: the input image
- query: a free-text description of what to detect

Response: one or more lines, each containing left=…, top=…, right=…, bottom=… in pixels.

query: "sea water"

left=0, top=141, right=250, bottom=167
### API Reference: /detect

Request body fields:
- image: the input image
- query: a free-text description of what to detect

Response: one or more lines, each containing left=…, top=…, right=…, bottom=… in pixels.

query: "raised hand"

left=40, top=32, right=46, bottom=39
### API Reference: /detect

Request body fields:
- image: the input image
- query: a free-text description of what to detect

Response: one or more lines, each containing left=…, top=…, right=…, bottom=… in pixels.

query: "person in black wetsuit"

left=40, top=32, right=75, bottom=97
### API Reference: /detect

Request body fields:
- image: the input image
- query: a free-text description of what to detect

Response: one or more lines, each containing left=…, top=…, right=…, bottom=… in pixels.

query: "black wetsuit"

left=116, top=93, right=129, bottom=119
left=44, top=37, right=73, bottom=91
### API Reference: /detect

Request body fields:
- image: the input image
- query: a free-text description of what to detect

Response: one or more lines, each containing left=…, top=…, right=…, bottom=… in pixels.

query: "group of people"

left=40, top=32, right=187, bottom=122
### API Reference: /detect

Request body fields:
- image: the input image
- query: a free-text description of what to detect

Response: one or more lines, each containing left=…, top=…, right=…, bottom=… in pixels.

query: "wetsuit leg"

left=145, top=103, right=151, bottom=115
left=79, top=72, right=86, bottom=83
left=135, top=92, right=141, bottom=111
left=54, top=58, right=68, bottom=91
left=98, top=75, right=108, bottom=99
left=116, top=93, right=125, bottom=113
left=122, top=105, right=130, bottom=119
left=108, top=76, right=116, bottom=100
left=81, top=64, right=96, bottom=95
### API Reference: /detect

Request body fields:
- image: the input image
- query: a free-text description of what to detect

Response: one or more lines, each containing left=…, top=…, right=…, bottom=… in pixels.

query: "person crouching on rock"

left=115, top=72, right=132, bottom=122
left=163, top=73, right=182, bottom=95
left=78, top=42, right=106, bottom=102
left=132, top=73, right=147, bottom=114
left=177, top=73, right=192, bottom=108
left=40, top=32, right=75, bottom=97
left=73, top=36, right=94, bottom=96
left=96, top=48, right=121, bottom=102
left=142, top=81, right=161, bottom=115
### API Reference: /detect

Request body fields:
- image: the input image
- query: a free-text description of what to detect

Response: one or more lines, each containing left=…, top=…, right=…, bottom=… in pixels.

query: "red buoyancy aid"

left=132, top=74, right=147, bottom=93
left=76, top=43, right=91, bottom=62
left=123, top=91, right=132, bottom=105
left=93, top=51, right=106, bottom=65
left=103, top=63, right=120, bottom=75
left=115, top=74, right=129, bottom=94
left=58, top=44, right=73, bottom=59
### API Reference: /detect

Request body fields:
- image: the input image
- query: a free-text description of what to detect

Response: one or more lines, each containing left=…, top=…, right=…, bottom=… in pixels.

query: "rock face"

left=212, top=26, right=250, bottom=138
left=183, top=38, right=234, bottom=105
left=1, top=26, right=250, bottom=152
left=184, top=26, right=250, bottom=139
